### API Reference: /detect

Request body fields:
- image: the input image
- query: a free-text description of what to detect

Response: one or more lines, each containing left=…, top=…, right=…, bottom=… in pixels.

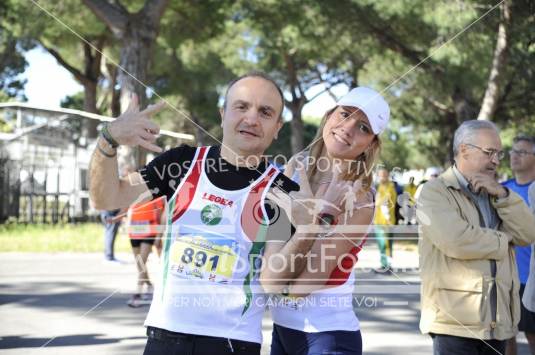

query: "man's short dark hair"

left=222, top=71, right=285, bottom=120
left=513, top=135, right=535, bottom=152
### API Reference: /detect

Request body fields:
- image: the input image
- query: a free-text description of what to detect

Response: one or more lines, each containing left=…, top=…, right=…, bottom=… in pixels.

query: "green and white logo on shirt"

left=200, top=204, right=222, bottom=225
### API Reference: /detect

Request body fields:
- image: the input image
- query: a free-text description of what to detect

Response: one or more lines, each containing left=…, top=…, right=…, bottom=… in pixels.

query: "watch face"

left=318, top=213, right=335, bottom=226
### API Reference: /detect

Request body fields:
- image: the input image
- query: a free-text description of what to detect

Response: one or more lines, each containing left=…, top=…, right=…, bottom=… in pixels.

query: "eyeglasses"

left=465, top=143, right=505, bottom=161
left=509, top=149, right=535, bottom=157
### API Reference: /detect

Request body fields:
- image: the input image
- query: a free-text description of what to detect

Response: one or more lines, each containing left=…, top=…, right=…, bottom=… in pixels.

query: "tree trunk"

left=289, top=103, right=305, bottom=154
left=118, top=26, right=158, bottom=168
left=477, top=0, right=511, bottom=120
left=82, top=0, right=169, bottom=168
left=444, top=111, right=459, bottom=164
left=83, top=39, right=103, bottom=138
left=83, top=80, right=99, bottom=137
left=452, top=87, right=477, bottom=122
left=118, top=28, right=152, bottom=111
left=191, top=114, right=206, bottom=146
left=42, top=39, right=104, bottom=138
left=106, top=63, right=121, bottom=117
left=83, top=81, right=98, bottom=113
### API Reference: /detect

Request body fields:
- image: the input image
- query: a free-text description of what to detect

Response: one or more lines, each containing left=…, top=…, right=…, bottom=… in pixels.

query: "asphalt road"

left=0, top=246, right=530, bottom=354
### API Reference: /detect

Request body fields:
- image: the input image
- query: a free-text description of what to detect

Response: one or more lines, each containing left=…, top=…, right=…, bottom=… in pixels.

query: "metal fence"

left=0, top=157, right=88, bottom=224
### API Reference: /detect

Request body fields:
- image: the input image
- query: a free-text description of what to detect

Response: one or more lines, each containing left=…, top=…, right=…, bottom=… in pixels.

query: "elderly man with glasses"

left=503, top=135, right=535, bottom=355
left=417, top=120, right=535, bottom=355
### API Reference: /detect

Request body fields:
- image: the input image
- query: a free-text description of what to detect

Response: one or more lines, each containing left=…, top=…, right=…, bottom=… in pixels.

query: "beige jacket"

left=417, top=167, right=535, bottom=340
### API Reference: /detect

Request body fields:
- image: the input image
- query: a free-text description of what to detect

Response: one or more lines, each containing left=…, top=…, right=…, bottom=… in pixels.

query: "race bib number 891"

left=170, top=227, right=239, bottom=284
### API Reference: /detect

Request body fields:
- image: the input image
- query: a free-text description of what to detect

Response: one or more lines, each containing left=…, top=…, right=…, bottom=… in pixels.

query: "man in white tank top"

left=89, top=72, right=299, bottom=354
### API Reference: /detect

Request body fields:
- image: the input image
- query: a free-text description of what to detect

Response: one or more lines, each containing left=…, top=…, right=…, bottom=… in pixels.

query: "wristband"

left=101, top=123, right=119, bottom=148
left=97, top=141, right=117, bottom=158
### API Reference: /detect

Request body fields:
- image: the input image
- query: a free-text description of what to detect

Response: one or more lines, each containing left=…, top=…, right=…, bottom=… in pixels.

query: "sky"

left=22, top=47, right=348, bottom=118
left=22, top=47, right=84, bottom=109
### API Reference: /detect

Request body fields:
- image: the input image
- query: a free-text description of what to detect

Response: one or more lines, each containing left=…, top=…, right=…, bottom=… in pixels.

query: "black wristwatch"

left=316, top=213, right=337, bottom=239
left=317, top=213, right=337, bottom=226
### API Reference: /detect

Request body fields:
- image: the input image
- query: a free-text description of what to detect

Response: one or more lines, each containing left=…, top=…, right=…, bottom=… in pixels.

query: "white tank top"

left=145, top=146, right=279, bottom=344
left=269, top=274, right=360, bottom=332
left=269, top=158, right=369, bottom=332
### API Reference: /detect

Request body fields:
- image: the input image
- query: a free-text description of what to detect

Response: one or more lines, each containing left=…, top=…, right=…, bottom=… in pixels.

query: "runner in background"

left=401, top=176, right=417, bottom=225
left=373, top=167, right=397, bottom=272
left=126, top=196, right=166, bottom=308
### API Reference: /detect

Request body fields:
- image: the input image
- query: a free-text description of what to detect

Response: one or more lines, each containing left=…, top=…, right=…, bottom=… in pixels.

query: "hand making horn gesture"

left=108, top=94, right=166, bottom=153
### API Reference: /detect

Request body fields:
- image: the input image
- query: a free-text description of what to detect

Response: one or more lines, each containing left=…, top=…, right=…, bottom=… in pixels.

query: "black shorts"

left=519, top=283, right=535, bottom=333
left=130, top=237, right=156, bottom=248
left=144, top=327, right=260, bottom=355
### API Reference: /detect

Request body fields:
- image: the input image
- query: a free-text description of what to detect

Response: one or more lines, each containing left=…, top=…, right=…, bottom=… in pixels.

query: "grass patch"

left=0, top=223, right=132, bottom=252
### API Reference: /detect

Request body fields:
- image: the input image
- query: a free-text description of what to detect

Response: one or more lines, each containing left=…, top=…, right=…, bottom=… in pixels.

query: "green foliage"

left=0, top=223, right=132, bottom=252
left=0, top=1, right=31, bottom=100
left=321, top=0, right=535, bottom=166
left=265, top=120, right=319, bottom=160
left=150, top=37, right=233, bottom=145
left=60, top=92, right=85, bottom=110
left=6, top=1, right=107, bottom=58
left=3, top=0, right=534, bottom=168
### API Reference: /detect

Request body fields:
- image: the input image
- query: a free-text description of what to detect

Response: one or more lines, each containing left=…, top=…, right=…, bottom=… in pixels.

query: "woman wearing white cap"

left=261, top=87, right=390, bottom=355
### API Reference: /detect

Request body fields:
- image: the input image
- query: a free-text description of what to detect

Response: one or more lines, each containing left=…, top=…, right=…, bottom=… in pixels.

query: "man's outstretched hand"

left=108, top=95, right=166, bottom=153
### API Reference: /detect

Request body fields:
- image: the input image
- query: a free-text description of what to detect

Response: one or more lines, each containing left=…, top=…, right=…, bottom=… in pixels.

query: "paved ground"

left=0, top=245, right=530, bottom=354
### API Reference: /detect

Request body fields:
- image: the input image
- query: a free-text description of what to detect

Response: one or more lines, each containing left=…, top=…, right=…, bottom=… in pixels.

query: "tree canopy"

left=2, top=0, right=534, bottom=169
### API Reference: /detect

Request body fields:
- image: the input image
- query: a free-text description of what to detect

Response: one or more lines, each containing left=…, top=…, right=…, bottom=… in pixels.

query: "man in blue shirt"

left=504, top=135, right=535, bottom=355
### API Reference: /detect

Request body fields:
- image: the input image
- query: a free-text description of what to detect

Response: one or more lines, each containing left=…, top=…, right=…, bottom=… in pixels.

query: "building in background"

left=0, top=102, right=194, bottom=224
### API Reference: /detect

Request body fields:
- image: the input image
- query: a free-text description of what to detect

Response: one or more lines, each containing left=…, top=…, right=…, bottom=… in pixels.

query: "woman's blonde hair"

left=307, top=107, right=382, bottom=190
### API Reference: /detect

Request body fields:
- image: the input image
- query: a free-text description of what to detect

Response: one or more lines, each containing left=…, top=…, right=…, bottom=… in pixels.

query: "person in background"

left=126, top=196, right=166, bottom=308
left=503, top=135, right=535, bottom=355
left=418, top=120, right=535, bottom=355
left=100, top=209, right=121, bottom=262
left=404, top=176, right=417, bottom=198
left=400, top=176, right=418, bottom=225
left=414, top=167, right=441, bottom=201
left=392, top=179, right=404, bottom=227
left=100, top=165, right=136, bottom=263
left=373, top=167, right=397, bottom=272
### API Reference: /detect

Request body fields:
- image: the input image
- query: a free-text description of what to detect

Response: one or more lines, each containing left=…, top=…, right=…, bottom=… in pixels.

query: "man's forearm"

left=89, top=137, right=120, bottom=210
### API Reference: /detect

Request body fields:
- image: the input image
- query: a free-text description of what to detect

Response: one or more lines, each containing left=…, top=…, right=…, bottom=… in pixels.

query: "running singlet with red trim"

left=269, top=161, right=372, bottom=333
left=144, top=146, right=280, bottom=344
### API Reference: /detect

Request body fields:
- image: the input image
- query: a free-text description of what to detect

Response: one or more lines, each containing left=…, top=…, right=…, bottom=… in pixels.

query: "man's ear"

left=274, top=120, right=283, bottom=139
left=459, top=144, right=469, bottom=160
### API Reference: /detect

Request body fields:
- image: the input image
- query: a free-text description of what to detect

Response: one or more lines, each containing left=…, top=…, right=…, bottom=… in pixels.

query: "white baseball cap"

left=336, top=87, right=390, bottom=135
left=425, top=166, right=442, bottom=179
